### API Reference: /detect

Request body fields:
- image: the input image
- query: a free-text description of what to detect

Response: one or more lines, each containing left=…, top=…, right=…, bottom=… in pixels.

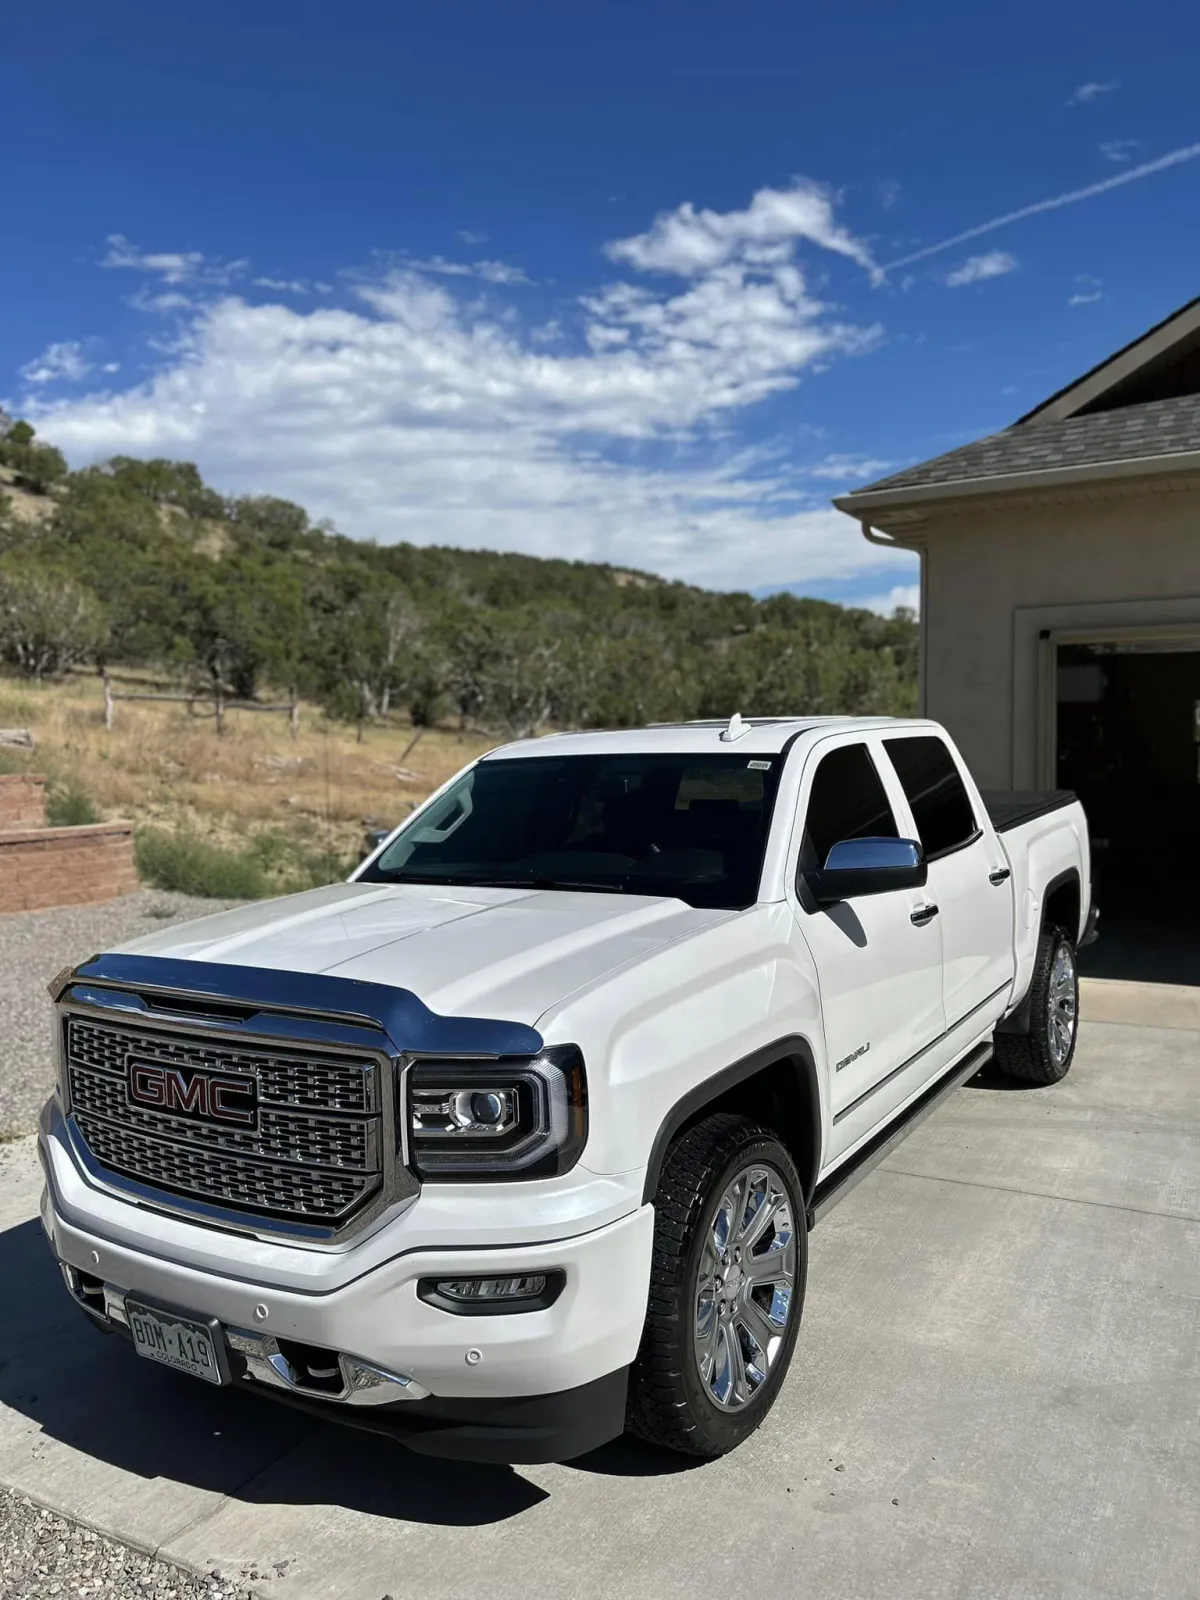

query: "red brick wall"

left=0, top=774, right=46, bottom=830
left=0, top=823, right=138, bottom=913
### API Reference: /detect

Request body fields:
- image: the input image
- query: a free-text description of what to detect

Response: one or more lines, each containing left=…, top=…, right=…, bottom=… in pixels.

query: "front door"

left=787, top=737, right=946, bottom=1165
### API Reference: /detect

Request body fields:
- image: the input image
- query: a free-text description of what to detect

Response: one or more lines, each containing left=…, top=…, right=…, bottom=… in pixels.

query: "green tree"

left=0, top=558, right=106, bottom=677
left=0, top=418, right=68, bottom=495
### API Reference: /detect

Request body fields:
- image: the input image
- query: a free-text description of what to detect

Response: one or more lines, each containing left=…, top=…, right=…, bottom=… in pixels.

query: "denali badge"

left=834, top=1042, right=870, bottom=1072
left=127, top=1061, right=258, bottom=1127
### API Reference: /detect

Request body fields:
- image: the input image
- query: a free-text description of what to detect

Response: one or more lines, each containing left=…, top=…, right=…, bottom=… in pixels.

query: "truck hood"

left=114, top=881, right=735, bottom=1028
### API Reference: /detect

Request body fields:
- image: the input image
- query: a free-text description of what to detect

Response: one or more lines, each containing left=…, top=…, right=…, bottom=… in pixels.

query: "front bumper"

left=39, top=1118, right=654, bottom=1463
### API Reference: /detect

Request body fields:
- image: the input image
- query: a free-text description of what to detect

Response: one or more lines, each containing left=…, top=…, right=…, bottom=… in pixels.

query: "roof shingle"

left=850, top=391, right=1200, bottom=498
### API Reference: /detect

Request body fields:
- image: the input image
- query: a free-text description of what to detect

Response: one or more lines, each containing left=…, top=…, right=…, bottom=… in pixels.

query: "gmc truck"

left=39, top=716, right=1094, bottom=1462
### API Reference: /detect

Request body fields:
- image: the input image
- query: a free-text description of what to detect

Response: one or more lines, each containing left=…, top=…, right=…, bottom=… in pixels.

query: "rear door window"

left=884, top=736, right=978, bottom=859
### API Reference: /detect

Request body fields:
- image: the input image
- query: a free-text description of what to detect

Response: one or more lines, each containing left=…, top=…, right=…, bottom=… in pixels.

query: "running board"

left=809, top=1040, right=993, bottom=1227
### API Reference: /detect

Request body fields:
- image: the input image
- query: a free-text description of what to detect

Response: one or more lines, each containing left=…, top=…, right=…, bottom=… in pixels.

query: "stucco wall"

left=917, top=484, right=1200, bottom=788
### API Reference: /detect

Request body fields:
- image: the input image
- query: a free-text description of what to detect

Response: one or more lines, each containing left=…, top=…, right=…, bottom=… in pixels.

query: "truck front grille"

left=63, top=1013, right=385, bottom=1230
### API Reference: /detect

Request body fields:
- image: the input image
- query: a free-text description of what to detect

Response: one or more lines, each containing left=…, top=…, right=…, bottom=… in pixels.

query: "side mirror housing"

left=806, top=836, right=927, bottom=906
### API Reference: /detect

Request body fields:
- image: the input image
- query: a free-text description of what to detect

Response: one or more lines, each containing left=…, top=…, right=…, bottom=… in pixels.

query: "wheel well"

left=641, top=1044, right=822, bottom=1210
left=1043, top=871, right=1081, bottom=944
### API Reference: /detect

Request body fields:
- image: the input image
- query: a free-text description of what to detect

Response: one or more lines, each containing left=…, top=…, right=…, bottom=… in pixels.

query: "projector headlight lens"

left=407, top=1045, right=587, bottom=1178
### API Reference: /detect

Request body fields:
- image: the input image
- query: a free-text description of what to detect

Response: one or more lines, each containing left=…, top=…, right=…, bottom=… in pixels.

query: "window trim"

left=924, top=826, right=983, bottom=865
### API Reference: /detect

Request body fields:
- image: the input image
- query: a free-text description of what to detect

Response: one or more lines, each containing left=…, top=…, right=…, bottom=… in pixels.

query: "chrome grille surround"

left=57, top=997, right=410, bottom=1244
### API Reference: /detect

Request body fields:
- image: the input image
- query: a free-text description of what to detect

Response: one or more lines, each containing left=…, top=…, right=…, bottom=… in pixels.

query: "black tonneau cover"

left=980, top=790, right=1077, bottom=834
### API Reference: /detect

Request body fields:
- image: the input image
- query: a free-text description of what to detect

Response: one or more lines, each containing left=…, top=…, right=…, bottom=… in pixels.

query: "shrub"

left=45, top=777, right=100, bottom=827
left=135, top=829, right=272, bottom=899
left=134, top=827, right=350, bottom=899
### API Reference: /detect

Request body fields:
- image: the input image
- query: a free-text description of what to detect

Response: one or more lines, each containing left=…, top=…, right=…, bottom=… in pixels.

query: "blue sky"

left=4, top=0, right=1198, bottom=609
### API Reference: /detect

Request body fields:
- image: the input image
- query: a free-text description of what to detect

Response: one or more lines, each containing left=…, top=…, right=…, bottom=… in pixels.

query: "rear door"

left=880, top=732, right=1014, bottom=1032
left=786, top=735, right=946, bottom=1163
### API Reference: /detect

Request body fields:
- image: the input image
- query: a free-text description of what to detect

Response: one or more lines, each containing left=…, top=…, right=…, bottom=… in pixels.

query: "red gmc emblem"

left=126, top=1060, right=258, bottom=1128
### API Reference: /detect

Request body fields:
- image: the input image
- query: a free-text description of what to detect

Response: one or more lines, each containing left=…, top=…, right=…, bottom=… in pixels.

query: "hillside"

left=0, top=421, right=917, bottom=739
left=0, top=419, right=918, bottom=894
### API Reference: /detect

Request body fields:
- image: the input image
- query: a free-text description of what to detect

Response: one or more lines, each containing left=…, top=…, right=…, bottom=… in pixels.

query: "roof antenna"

left=719, top=712, right=750, bottom=743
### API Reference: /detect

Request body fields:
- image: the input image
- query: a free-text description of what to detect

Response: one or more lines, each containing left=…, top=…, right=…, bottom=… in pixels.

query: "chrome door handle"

left=910, top=903, right=939, bottom=926
left=989, top=867, right=1011, bottom=885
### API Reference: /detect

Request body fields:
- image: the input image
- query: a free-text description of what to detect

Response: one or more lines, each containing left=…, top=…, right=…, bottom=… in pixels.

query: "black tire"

left=993, top=924, right=1079, bottom=1086
left=627, top=1113, right=808, bottom=1458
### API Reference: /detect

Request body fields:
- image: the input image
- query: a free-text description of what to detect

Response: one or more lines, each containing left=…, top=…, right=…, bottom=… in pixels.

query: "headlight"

left=407, top=1045, right=587, bottom=1179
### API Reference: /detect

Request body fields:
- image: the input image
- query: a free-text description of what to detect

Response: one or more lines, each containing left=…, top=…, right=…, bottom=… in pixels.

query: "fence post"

left=103, top=672, right=114, bottom=731
left=289, top=688, right=300, bottom=741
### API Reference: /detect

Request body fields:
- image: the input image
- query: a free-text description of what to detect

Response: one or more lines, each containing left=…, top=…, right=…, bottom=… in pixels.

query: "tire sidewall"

left=675, top=1134, right=808, bottom=1454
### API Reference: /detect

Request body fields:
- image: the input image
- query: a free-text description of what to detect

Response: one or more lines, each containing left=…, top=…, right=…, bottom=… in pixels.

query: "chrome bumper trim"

left=225, top=1328, right=430, bottom=1405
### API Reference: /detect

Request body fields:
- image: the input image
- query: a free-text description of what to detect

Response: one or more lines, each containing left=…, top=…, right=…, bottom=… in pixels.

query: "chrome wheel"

left=693, top=1163, right=797, bottom=1411
left=1047, top=941, right=1077, bottom=1067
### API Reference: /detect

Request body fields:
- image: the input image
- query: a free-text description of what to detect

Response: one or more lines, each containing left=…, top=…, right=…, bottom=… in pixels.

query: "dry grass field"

left=0, top=672, right=497, bottom=894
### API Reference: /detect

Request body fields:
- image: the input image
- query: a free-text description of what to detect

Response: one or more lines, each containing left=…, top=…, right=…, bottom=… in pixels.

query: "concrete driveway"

left=1, top=1000, right=1196, bottom=1600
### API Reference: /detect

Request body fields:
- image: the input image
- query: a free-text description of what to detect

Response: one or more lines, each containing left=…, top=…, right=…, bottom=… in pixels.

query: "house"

left=834, top=297, right=1200, bottom=974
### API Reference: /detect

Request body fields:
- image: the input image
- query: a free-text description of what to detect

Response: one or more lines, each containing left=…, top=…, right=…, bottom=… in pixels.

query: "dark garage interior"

left=1056, top=639, right=1200, bottom=983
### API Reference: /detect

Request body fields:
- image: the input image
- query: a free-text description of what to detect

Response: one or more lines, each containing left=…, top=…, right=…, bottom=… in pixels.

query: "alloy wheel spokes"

left=694, top=1161, right=797, bottom=1412
left=1047, top=943, right=1077, bottom=1064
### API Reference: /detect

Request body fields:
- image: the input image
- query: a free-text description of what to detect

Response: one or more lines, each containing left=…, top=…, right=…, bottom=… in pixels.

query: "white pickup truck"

left=39, top=716, right=1095, bottom=1461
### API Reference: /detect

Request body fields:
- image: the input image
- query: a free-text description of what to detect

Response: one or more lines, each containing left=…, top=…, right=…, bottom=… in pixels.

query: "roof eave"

left=833, top=445, right=1200, bottom=520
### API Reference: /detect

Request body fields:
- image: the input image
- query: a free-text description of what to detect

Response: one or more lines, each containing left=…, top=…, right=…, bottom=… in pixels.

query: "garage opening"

left=1055, top=638, right=1200, bottom=982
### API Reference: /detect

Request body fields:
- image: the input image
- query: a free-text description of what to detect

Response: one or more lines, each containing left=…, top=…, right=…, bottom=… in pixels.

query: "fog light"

left=417, top=1270, right=565, bottom=1315
left=439, top=1275, right=546, bottom=1301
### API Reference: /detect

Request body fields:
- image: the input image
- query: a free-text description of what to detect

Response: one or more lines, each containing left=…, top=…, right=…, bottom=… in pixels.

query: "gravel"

left=0, top=891, right=243, bottom=1138
left=0, top=1491, right=259, bottom=1599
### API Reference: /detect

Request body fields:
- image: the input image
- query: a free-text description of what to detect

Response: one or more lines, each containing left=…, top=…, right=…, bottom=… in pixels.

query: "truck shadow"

left=0, top=1217, right=687, bottom=1528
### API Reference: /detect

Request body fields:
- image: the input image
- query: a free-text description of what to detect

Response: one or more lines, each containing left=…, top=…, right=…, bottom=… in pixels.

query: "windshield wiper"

left=375, top=871, right=623, bottom=893
left=469, top=874, right=622, bottom=893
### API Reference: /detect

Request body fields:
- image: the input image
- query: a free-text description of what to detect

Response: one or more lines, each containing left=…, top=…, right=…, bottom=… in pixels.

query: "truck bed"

left=980, top=790, right=1078, bottom=834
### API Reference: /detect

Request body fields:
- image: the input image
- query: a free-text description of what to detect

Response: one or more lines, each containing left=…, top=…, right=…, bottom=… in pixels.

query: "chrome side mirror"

left=806, top=836, right=927, bottom=906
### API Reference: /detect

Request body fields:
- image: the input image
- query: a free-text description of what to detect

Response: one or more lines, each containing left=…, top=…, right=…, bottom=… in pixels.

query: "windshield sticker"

left=747, top=760, right=772, bottom=771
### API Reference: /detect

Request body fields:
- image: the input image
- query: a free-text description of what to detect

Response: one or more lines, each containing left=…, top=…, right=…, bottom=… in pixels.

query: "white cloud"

left=102, top=234, right=246, bottom=287
left=253, top=277, right=310, bottom=294
left=1067, top=80, right=1119, bottom=106
left=27, top=186, right=889, bottom=592
left=406, top=255, right=533, bottom=286
left=806, top=454, right=894, bottom=481
left=945, top=250, right=1017, bottom=287
left=885, top=141, right=1200, bottom=272
left=1100, top=139, right=1141, bottom=164
left=1068, top=274, right=1103, bottom=307
left=457, top=229, right=488, bottom=245
left=130, top=287, right=193, bottom=314
left=606, top=181, right=879, bottom=280
left=19, top=341, right=92, bottom=385
left=854, top=582, right=919, bottom=617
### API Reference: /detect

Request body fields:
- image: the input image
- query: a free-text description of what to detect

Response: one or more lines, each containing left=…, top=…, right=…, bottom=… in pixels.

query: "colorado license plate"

left=126, top=1300, right=228, bottom=1386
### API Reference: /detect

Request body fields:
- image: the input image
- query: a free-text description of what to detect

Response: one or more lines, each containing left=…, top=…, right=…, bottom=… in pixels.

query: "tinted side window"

left=884, top=736, right=977, bottom=858
left=801, top=744, right=898, bottom=872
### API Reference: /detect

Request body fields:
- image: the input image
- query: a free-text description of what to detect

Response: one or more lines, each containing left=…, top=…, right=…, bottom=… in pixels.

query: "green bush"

left=135, top=829, right=273, bottom=899
left=135, top=827, right=349, bottom=899
left=45, top=777, right=101, bottom=827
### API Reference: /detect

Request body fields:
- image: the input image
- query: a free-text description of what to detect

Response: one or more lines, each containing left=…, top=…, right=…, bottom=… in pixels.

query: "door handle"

left=989, top=867, right=1011, bottom=885
left=910, top=903, right=940, bottom=926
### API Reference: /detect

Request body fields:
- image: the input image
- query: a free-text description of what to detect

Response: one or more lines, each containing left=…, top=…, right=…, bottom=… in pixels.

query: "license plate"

left=126, top=1300, right=228, bottom=1386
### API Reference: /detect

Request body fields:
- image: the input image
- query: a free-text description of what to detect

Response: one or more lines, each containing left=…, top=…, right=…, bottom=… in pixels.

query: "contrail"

left=883, top=142, right=1200, bottom=273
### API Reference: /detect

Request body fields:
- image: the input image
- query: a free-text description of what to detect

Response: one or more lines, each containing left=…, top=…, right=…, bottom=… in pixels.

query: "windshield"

left=358, top=753, right=783, bottom=910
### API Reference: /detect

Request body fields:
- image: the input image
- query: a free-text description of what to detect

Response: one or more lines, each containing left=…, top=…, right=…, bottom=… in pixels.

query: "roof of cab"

left=484, top=716, right=906, bottom=761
